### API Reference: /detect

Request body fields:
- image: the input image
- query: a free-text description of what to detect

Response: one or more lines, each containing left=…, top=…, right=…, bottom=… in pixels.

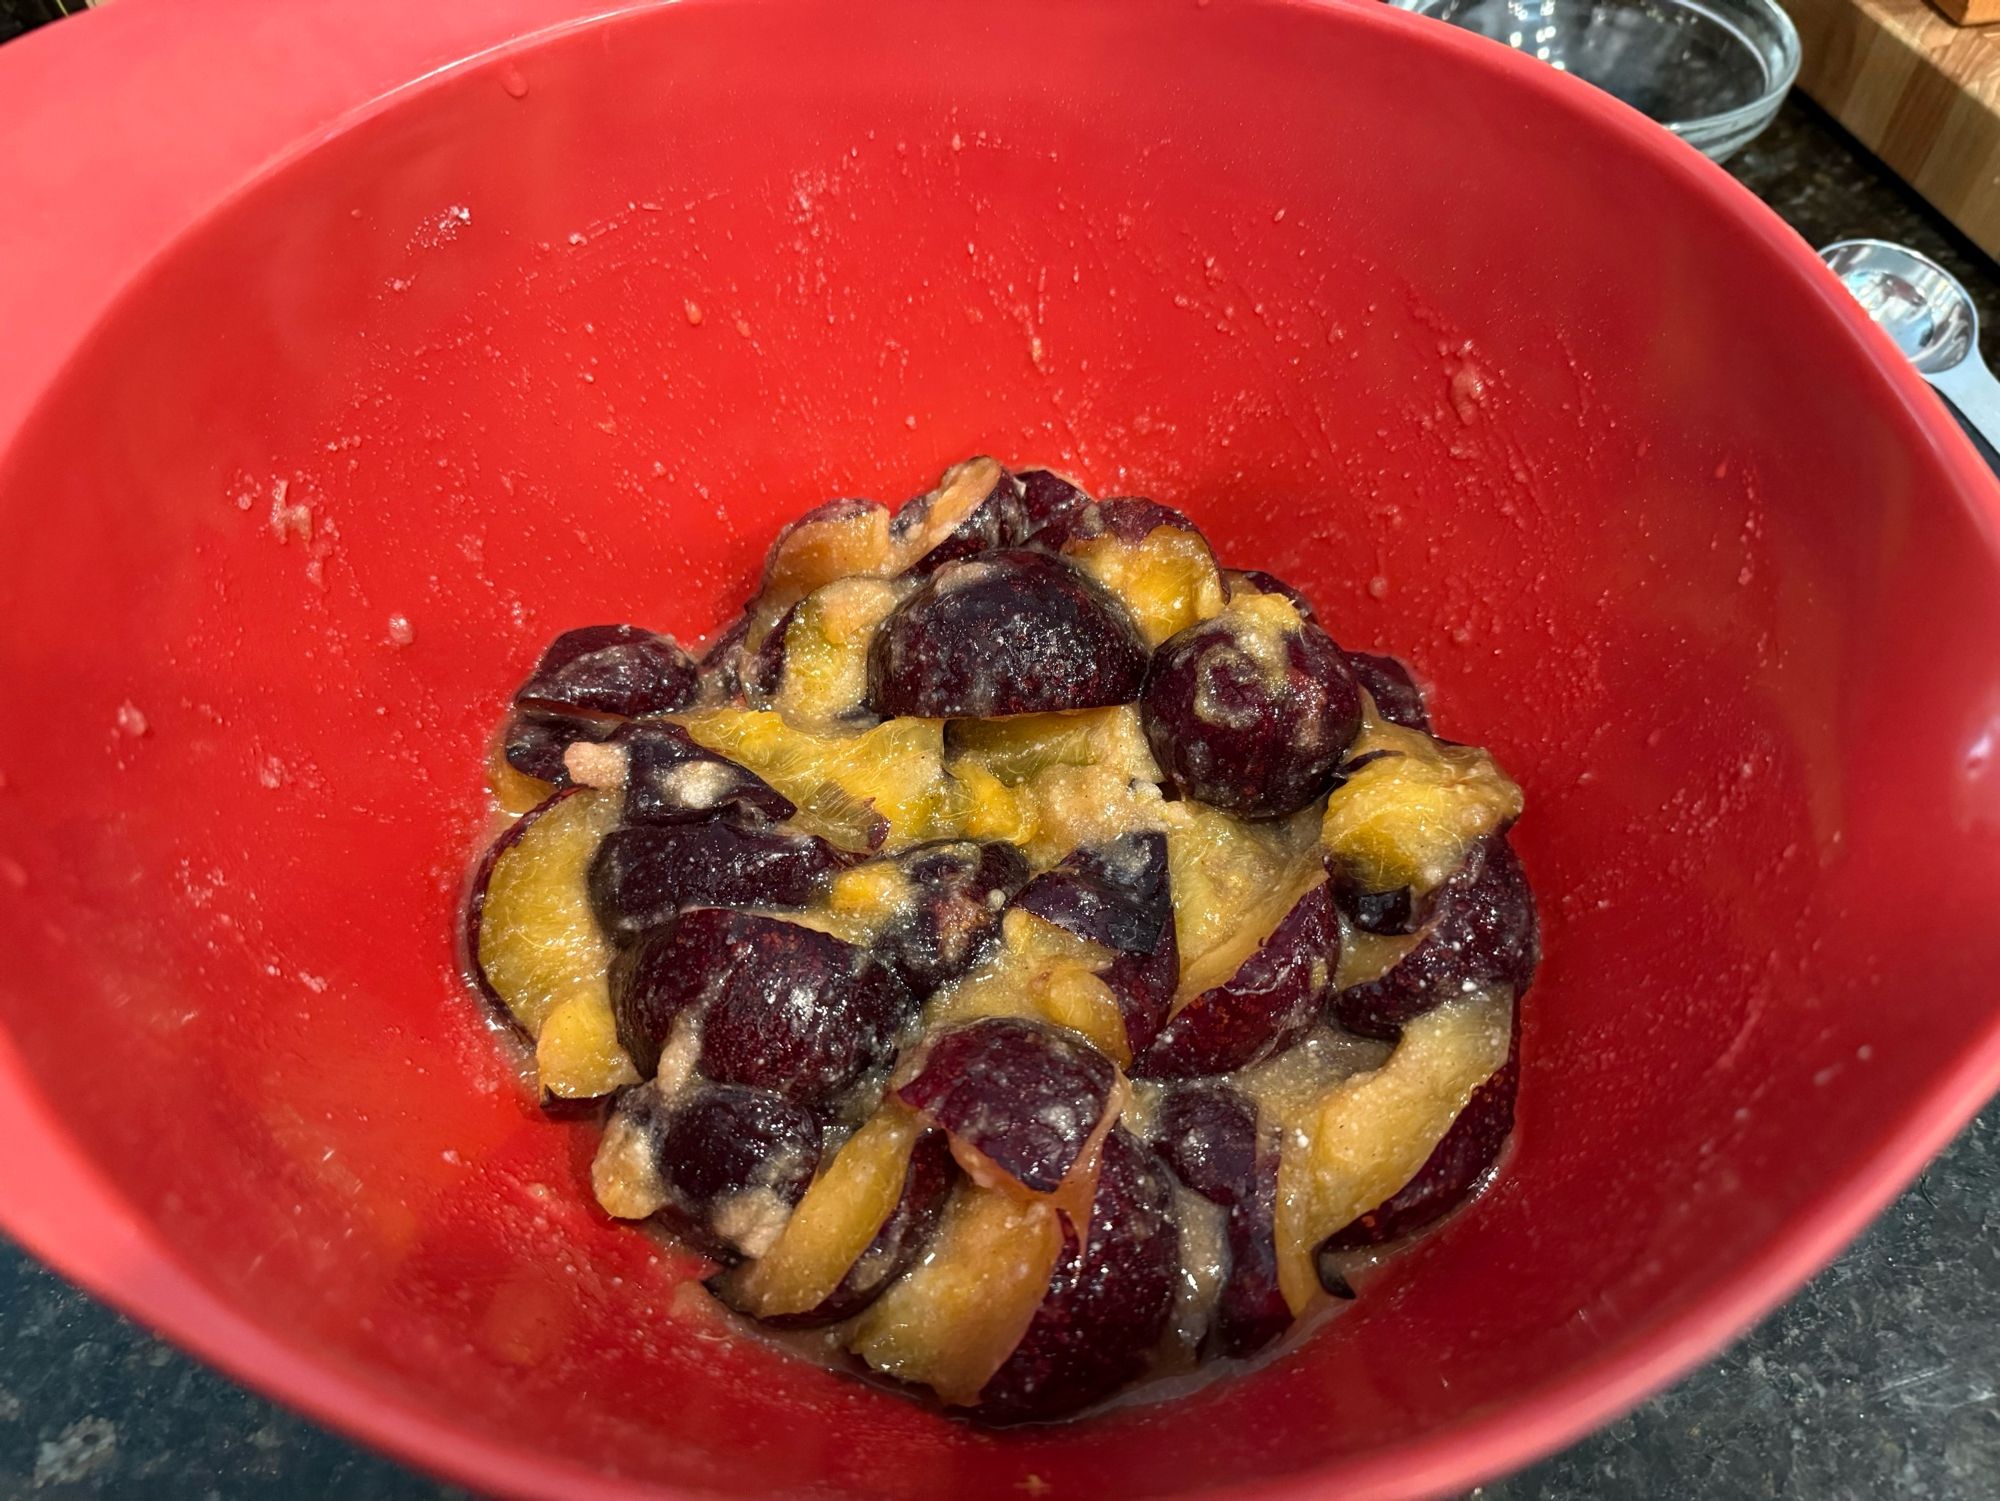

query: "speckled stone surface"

left=2, top=92, right=1997, bottom=1501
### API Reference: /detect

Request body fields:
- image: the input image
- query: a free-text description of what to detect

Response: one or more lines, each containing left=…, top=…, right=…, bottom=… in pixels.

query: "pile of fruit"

left=464, top=457, right=1537, bottom=1423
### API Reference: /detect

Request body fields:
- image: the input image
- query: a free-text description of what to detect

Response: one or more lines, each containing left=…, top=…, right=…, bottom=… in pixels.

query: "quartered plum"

left=891, top=456, right=1031, bottom=577
left=614, top=720, right=796, bottom=825
left=867, top=550, right=1148, bottom=718
left=502, top=710, right=616, bottom=785
left=592, top=1082, right=822, bottom=1262
left=695, top=608, right=755, bottom=702
left=1333, top=836, right=1537, bottom=1040
left=765, top=578, right=906, bottom=731
left=1013, top=831, right=1179, bottom=1053
left=1137, top=874, right=1338, bottom=1078
left=759, top=498, right=895, bottom=614
left=1014, top=468, right=1093, bottom=540
left=587, top=821, right=846, bottom=943
left=1347, top=651, right=1432, bottom=732
left=1152, top=1082, right=1260, bottom=1207
left=873, top=839, right=1032, bottom=996
left=897, top=1016, right=1119, bottom=1198
left=1318, top=1025, right=1519, bottom=1250
left=515, top=624, right=699, bottom=719
left=1223, top=568, right=1318, bottom=622
left=1047, top=498, right=1228, bottom=648
left=975, top=1128, right=1182, bottom=1423
left=1320, top=720, right=1522, bottom=898
left=610, top=909, right=915, bottom=1104
left=716, top=1109, right=957, bottom=1326
left=1142, top=593, right=1362, bottom=819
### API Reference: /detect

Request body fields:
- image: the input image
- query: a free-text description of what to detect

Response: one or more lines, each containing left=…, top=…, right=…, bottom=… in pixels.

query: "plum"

left=1013, top=832, right=1178, bottom=1053
left=1223, top=568, right=1318, bottom=623
left=466, top=787, right=620, bottom=1036
left=1317, top=1030, right=1518, bottom=1251
left=716, top=1112, right=957, bottom=1326
left=1136, top=877, right=1338, bottom=1079
left=759, top=497, right=895, bottom=613
left=866, top=550, right=1148, bottom=719
left=896, top=1016, right=1119, bottom=1197
left=1347, top=651, right=1431, bottom=733
left=874, top=839, right=1032, bottom=995
left=613, top=721, right=796, bottom=826
left=1046, top=499, right=1228, bottom=648
left=1014, top=468, right=1094, bottom=540
left=587, top=822, right=847, bottom=943
left=1150, top=1083, right=1292, bottom=1358
left=763, top=577, right=907, bottom=731
left=945, top=705, right=1160, bottom=788
left=695, top=608, right=755, bottom=702
left=1332, top=836, right=1537, bottom=1041
left=891, top=457, right=1031, bottom=577
left=535, top=989, right=640, bottom=1102
left=514, top=624, right=699, bottom=718
left=741, top=602, right=795, bottom=708
left=1320, top=722, right=1522, bottom=898
left=1141, top=594, right=1362, bottom=819
left=975, top=1128, right=1181, bottom=1423
left=610, top=909, right=915, bottom=1104
left=502, top=710, right=615, bottom=785
left=1273, top=991, right=1512, bottom=1311
left=594, top=1082, right=822, bottom=1262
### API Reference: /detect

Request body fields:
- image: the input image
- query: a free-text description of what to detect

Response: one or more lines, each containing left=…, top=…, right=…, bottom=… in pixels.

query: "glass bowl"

left=1392, top=0, right=1801, bottom=160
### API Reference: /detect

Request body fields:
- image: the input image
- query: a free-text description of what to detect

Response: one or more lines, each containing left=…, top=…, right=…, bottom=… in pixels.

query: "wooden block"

left=1784, top=0, right=2000, bottom=257
left=1927, top=0, right=2000, bottom=26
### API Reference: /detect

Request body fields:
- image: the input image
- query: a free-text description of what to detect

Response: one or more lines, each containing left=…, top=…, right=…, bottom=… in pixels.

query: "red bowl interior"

left=3, top=1, right=2000, bottom=1497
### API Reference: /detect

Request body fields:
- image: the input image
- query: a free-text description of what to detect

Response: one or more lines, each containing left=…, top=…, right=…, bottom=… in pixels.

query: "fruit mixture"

left=463, top=457, right=1538, bottom=1423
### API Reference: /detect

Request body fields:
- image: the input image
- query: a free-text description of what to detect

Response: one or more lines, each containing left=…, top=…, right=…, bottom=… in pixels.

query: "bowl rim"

left=1, top=1, right=1998, bottom=1498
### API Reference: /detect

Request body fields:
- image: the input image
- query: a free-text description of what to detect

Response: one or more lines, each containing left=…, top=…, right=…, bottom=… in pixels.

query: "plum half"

left=515, top=624, right=699, bottom=719
left=1046, top=498, right=1228, bottom=648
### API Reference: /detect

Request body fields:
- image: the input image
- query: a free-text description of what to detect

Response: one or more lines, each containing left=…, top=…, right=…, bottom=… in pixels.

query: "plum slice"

left=1273, top=991, right=1512, bottom=1310
left=514, top=624, right=699, bottom=718
left=592, top=1082, right=821, bottom=1262
left=1013, top=832, right=1178, bottom=1054
left=612, top=721, right=796, bottom=826
left=610, top=910, right=915, bottom=1106
left=1333, top=835, right=1537, bottom=1039
left=758, top=497, right=895, bottom=615
left=1014, top=468, right=1094, bottom=541
left=673, top=708, right=957, bottom=852
left=891, top=456, right=1031, bottom=577
left=715, top=1107, right=956, bottom=1326
left=849, top=1184, right=1068, bottom=1406
left=975, top=1128, right=1182, bottom=1423
left=466, top=787, right=620, bottom=1036
left=1141, top=593, right=1363, bottom=819
left=1046, top=499, right=1228, bottom=649
left=866, top=550, right=1148, bottom=719
left=896, top=1016, right=1120, bottom=1200
left=1319, top=719, right=1522, bottom=899
left=1346, top=651, right=1431, bottom=733
left=534, top=988, right=640, bottom=1101
left=945, top=705, right=1161, bottom=788
left=866, top=839, right=1033, bottom=996
left=587, top=822, right=847, bottom=944
left=1136, top=871, right=1337, bottom=1079
left=1223, top=567, right=1318, bottom=623
left=766, top=577, right=906, bottom=731
left=924, top=909, right=1134, bottom=1065
left=502, top=710, right=616, bottom=786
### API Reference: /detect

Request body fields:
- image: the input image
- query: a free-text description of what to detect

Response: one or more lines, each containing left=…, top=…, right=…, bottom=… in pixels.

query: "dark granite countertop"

left=2, top=93, right=1997, bottom=1501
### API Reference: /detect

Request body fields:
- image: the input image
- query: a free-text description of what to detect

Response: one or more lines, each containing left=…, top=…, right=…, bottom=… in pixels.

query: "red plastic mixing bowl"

left=2, top=1, right=1998, bottom=1496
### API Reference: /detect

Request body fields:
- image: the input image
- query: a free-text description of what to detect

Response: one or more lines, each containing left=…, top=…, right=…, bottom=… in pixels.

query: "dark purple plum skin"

left=624, top=1083, right=822, bottom=1263
left=974, top=1129, right=1181, bottom=1423
left=1013, top=832, right=1178, bottom=1053
left=893, top=464, right=1032, bottom=578
left=1042, top=496, right=1208, bottom=554
left=1150, top=1084, right=1289, bottom=1358
left=1330, top=871, right=1431, bottom=937
left=1318, top=1038, right=1518, bottom=1253
left=1012, top=832, right=1171, bottom=957
left=741, top=602, right=797, bottom=708
left=502, top=711, right=615, bottom=785
left=514, top=624, right=699, bottom=718
left=610, top=909, right=915, bottom=1103
left=720, top=1127, right=959, bottom=1329
left=875, top=840, right=1032, bottom=996
left=1135, top=880, right=1340, bottom=1079
left=1141, top=611, right=1362, bottom=820
left=696, top=609, right=755, bottom=703
left=1346, top=651, right=1431, bottom=733
left=866, top=550, right=1148, bottom=719
left=896, top=1017, right=1117, bottom=1196
left=1014, top=469, right=1093, bottom=540
left=1223, top=568, right=1318, bottom=623
left=761, top=498, right=888, bottom=584
left=612, top=721, right=795, bottom=826
left=1332, top=836, right=1537, bottom=1041
left=587, top=822, right=847, bottom=944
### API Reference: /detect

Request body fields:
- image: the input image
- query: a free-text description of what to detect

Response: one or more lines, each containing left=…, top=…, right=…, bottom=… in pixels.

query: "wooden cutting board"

left=1783, top=0, right=2000, bottom=258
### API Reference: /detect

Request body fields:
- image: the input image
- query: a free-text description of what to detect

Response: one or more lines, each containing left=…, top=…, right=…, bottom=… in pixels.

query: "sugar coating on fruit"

left=462, top=457, right=1538, bottom=1424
